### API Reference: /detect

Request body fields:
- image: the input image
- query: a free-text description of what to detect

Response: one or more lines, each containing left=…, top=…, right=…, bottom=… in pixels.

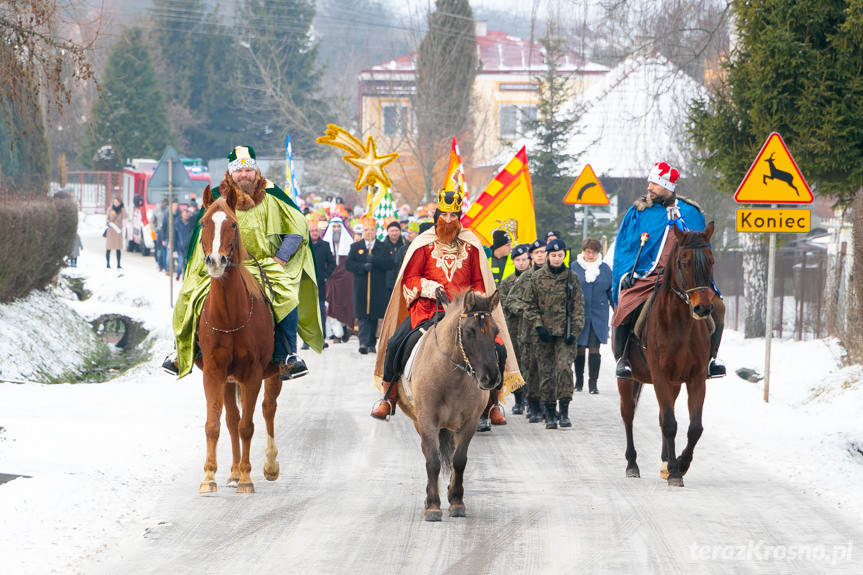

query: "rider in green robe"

left=167, top=145, right=323, bottom=379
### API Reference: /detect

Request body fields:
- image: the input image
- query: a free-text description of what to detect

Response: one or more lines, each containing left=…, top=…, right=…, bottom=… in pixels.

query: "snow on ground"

left=1, top=214, right=862, bottom=573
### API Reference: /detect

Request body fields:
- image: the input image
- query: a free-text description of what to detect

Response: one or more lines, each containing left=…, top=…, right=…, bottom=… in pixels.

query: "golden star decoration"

left=316, top=124, right=399, bottom=191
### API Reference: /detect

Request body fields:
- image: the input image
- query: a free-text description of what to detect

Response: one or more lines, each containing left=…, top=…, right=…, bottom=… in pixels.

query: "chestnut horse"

left=195, top=189, right=282, bottom=494
left=397, top=291, right=502, bottom=521
left=618, top=222, right=716, bottom=487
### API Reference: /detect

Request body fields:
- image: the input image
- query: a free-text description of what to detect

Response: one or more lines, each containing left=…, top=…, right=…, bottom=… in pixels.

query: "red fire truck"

left=121, top=159, right=212, bottom=255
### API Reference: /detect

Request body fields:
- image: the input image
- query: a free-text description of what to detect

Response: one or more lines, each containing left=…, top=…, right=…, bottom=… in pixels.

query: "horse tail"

left=633, top=381, right=643, bottom=409
left=438, top=429, right=454, bottom=476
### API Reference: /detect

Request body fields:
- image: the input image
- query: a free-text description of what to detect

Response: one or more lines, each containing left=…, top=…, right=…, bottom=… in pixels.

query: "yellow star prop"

left=316, top=124, right=400, bottom=191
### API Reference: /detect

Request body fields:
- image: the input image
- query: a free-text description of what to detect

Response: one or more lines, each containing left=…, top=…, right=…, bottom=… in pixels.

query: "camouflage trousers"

left=518, top=334, right=540, bottom=400
left=535, top=336, right=578, bottom=403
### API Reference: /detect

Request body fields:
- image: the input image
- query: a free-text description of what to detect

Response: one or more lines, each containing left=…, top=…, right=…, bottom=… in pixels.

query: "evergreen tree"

left=82, top=27, right=173, bottom=168
left=236, top=0, right=330, bottom=157
left=414, top=0, right=478, bottom=200
left=0, top=42, right=50, bottom=194
left=150, top=0, right=250, bottom=160
left=525, top=36, right=580, bottom=240
left=689, top=0, right=863, bottom=337
left=689, top=0, right=863, bottom=205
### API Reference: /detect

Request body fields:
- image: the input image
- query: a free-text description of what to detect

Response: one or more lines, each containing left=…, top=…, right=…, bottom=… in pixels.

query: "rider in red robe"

left=370, top=188, right=514, bottom=424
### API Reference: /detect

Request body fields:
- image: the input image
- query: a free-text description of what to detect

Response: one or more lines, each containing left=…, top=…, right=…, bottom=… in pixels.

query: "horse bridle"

left=432, top=308, right=496, bottom=382
left=201, top=221, right=254, bottom=334
left=671, top=243, right=712, bottom=309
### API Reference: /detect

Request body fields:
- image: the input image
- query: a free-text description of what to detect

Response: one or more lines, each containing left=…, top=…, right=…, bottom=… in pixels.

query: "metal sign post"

left=763, top=231, right=775, bottom=402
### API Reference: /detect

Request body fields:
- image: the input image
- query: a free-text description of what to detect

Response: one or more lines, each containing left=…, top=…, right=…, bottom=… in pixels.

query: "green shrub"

left=0, top=195, right=78, bottom=302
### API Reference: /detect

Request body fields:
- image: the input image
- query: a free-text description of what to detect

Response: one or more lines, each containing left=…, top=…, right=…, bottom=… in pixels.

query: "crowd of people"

left=158, top=147, right=726, bottom=430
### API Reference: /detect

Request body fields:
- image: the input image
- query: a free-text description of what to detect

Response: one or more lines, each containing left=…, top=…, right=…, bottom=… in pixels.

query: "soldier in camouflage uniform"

left=498, top=243, right=531, bottom=414
left=521, top=238, right=585, bottom=429
left=507, top=239, right=547, bottom=422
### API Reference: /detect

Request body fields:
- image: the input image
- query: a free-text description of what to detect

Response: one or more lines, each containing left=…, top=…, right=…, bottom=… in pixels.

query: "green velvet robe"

left=171, top=181, right=323, bottom=377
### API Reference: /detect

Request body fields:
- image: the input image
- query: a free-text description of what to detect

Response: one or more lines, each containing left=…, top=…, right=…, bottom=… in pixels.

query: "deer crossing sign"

left=734, top=132, right=814, bottom=204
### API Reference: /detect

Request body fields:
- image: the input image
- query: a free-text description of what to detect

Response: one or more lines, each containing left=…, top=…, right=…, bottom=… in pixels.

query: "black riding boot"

left=558, top=399, right=572, bottom=427
left=528, top=399, right=543, bottom=423
left=574, top=354, right=585, bottom=391
left=544, top=402, right=558, bottom=429
left=512, top=390, right=525, bottom=415
left=588, top=352, right=601, bottom=393
left=613, top=324, right=633, bottom=379
left=708, top=323, right=726, bottom=378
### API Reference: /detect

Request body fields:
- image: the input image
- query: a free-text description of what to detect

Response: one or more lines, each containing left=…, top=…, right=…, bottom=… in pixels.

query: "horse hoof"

left=264, top=463, right=280, bottom=481
left=449, top=505, right=466, bottom=518
left=199, top=481, right=217, bottom=494
left=236, top=482, right=256, bottom=494
left=667, top=476, right=685, bottom=488
left=227, top=477, right=239, bottom=488
left=626, top=468, right=640, bottom=478
left=424, top=509, right=442, bottom=522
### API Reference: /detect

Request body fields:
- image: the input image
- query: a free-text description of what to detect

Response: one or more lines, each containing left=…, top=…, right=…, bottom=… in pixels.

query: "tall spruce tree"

left=414, top=0, right=478, bottom=201
left=150, top=0, right=249, bottom=160
left=236, top=0, right=329, bottom=157
left=82, top=27, right=173, bottom=167
left=689, top=0, right=863, bottom=337
left=525, top=36, right=580, bottom=240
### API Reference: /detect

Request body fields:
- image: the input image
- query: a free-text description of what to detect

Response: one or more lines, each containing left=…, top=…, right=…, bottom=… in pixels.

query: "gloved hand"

left=363, top=262, right=373, bottom=272
left=619, top=272, right=635, bottom=291
left=536, top=326, right=551, bottom=343
left=564, top=334, right=576, bottom=345
left=435, top=286, right=450, bottom=305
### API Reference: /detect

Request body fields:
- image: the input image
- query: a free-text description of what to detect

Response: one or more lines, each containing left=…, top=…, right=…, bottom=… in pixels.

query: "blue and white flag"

left=285, top=133, right=299, bottom=203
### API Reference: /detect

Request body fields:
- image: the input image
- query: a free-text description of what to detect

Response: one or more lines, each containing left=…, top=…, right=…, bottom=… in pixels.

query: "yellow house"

left=357, top=22, right=609, bottom=206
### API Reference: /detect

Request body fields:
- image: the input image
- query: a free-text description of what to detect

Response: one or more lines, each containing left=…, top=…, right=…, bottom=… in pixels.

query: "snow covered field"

left=1, top=214, right=861, bottom=573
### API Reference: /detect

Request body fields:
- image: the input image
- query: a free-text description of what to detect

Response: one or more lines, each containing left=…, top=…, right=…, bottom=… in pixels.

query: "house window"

left=382, top=104, right=409, bottom=137
left=498, top=104, right=537, bottom=139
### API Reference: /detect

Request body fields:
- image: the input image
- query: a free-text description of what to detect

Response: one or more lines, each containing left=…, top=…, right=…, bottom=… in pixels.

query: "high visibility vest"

left=489, top=254, right=515, bottom=283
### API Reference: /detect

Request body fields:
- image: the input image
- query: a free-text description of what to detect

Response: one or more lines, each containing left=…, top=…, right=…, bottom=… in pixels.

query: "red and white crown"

left=647, top=161, right=680, bottom=192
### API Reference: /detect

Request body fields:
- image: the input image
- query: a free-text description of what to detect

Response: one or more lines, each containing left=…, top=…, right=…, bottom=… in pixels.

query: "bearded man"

left=370, top=189, right=523, bottom=423
left=322, top=215, right=354, bottom=342
left=166, top=145, right=323, bottom=380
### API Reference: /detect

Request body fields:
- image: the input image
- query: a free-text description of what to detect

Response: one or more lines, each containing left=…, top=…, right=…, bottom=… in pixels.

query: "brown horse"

left=397, top=291, right=502, bottom=521
left=194, top=188, right=282, bottom=494
left=618, top=222, right=716, bottom=487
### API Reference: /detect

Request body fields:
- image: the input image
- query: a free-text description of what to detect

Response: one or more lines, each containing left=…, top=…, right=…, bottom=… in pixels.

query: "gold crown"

left=437, top=188, right=463, bottom=213
left=494, top=218, right=519, bottom=243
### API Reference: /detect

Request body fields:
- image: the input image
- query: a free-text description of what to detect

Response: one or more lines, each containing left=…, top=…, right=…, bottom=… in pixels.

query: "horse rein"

left=672, top=243, right=712, bottom=308
left=432, top=307, right=495, bottom=381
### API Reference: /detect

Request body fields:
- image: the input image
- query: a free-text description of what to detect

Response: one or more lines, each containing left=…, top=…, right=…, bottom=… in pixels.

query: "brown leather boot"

left=488, top=390, right=507, bottom=425
left=371, top=380, right=398, bottom=420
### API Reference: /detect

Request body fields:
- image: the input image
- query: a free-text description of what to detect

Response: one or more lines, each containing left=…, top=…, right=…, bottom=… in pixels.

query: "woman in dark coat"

left=345, top=222, right=394, bottom=354
left=572, top=237, right=614, bottom=393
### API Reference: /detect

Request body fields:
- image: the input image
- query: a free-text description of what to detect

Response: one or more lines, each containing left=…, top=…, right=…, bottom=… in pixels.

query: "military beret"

left=529, top=239, right=547, bottom=252
left=512, top=243, right=530, bottom=258
left=545, top=230, right=562, bottom=240
left=546, top=238, right=566, bottom=253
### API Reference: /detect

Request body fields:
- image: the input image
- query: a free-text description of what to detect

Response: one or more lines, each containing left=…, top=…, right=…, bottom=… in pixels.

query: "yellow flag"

left=461, top=146, right=537, bottom=246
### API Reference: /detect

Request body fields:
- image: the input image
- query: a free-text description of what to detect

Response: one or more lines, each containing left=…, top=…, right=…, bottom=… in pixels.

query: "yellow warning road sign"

left=563, top=164, right=609, bottom=205
left=736, top=208, right=810, bottom=233
left=734, top=132, right=813, bottom=204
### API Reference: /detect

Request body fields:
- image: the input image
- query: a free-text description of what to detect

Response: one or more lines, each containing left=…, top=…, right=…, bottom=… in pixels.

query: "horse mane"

left=663, top=229, right=712, bottom=290
left=204, top=198, right=265, bottom=301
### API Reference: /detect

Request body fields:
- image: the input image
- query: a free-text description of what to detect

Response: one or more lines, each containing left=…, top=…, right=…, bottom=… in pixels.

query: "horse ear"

left=463, top=289, right=475, bottom=311
left=489, top=289, right=500, bottom=311
left=704, top=221, right=715, bottom=242
left=203, top=185, right=214, bottom=208
left=672, top=224, right=686, bottom=243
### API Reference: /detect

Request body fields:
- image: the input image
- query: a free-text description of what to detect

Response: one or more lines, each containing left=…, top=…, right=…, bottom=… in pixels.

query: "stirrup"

left=707, top=358, right=726, bottom=379
left=161, top=353, right=178, bottom=376
left=371, top=398, right=395, bottom=421
left=615, top=358, right=632, bottom=379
